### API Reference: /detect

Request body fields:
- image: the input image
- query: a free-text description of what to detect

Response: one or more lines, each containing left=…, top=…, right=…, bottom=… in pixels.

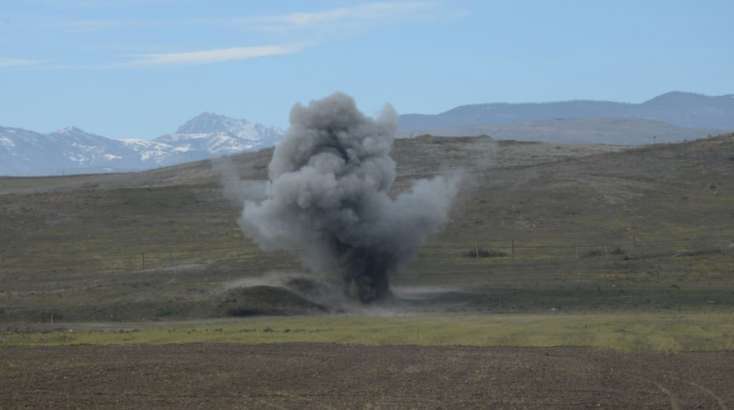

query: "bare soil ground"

left=1, top=343, right=732, bottom=409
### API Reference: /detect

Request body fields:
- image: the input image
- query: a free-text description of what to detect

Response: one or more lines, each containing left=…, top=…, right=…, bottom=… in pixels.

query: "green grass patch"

left=2, top=313, right=733, bottom=352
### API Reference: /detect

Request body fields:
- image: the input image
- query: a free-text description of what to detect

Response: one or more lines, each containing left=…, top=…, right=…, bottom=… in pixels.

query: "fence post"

left=632, top=232, right=638, bottom=249
left=511, top=240, right=515, bottom=259
left=141, top=252, right=145, bottom=270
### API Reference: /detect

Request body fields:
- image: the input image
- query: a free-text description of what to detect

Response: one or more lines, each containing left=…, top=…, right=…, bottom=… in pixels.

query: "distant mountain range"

left=398, top=91, right=734, bottom=143
left=2, top=91, right=733, bottom=176
left=0, top=113, right=283, bottom=176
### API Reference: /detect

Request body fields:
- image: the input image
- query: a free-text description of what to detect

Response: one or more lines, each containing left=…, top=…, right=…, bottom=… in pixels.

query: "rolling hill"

left=0, top=133, right=733, bottom=321
left=399, top=91, right=734, bottom=143
left=4, top=91, right=734, bottom=176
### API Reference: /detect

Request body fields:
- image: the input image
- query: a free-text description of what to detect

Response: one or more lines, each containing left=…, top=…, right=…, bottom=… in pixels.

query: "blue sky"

left=1, top=0, right=732, bottom=138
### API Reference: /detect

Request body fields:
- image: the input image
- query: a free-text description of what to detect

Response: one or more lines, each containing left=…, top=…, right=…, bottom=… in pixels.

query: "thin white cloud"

left=245, top=1, right=439, bottom=31
left=127, top=44, right=304, bottom=66
left=53, top=1, right=459, bottom=33
left=8, top=1, right=463, bottom=69
left=0, top=58, right=44, bottom=68
left=62, top=19, right=136, bottom=32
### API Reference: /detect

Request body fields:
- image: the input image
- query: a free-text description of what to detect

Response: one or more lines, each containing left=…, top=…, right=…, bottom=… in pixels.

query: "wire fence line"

left=1, top=235, right=731, bottom=275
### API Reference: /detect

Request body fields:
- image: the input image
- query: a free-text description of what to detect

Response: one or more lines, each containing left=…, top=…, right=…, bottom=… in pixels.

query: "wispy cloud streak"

left=0, top=58, right=44, bottom=68
left=7, top=1, right=461, bottom=69
left=58, top=1, right=444, bottom=33
left=243, top=1, right=439, bottom=31
left=127, top=44, right=304, bottom=66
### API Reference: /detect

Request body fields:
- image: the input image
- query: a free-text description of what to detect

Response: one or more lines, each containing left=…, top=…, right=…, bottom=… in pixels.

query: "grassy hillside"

left=0, top=134, right=732, bottom=321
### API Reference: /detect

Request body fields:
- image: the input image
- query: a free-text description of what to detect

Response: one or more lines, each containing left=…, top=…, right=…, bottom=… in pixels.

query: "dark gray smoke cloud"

left=240, top=93, right=459, bottom=303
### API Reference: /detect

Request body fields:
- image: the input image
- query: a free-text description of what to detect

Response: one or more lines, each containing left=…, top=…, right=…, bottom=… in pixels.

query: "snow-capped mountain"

left=0, top=114, right=283, bottom=176
left=0, top=126, right=144, bottom=176
left=157, top=112, right=282, bottom=155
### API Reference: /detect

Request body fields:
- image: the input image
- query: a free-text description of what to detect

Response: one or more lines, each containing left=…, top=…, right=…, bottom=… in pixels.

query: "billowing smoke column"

left=240, top=93, right=459, bottom=303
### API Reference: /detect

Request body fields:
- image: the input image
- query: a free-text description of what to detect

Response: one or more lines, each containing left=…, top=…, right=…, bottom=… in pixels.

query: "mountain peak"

left=643, top=91, right=714, bottom=105
left=51, top=127, right=111, bottom=140
left=1, top=115, right=283, bottom=176
left=176, top=112, right=248, bottom=134
left=399, top=90, right=734, bottom=137
left=55, top=126, right=86, bottom=135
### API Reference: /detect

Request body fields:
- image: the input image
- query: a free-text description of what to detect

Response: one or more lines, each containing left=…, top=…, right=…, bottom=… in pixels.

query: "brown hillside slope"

left=0, top=135, right=732, bottom=320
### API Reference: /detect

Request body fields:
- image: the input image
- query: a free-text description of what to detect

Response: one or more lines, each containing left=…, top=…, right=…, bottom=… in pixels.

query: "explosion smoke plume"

left=240, top=93, right=459, bottom=303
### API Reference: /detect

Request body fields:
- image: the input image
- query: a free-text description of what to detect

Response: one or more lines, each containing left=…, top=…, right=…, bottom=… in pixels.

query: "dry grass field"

left=2, top=134, right=734, bottom=409
left=1, top=135, right=733, bottom=321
